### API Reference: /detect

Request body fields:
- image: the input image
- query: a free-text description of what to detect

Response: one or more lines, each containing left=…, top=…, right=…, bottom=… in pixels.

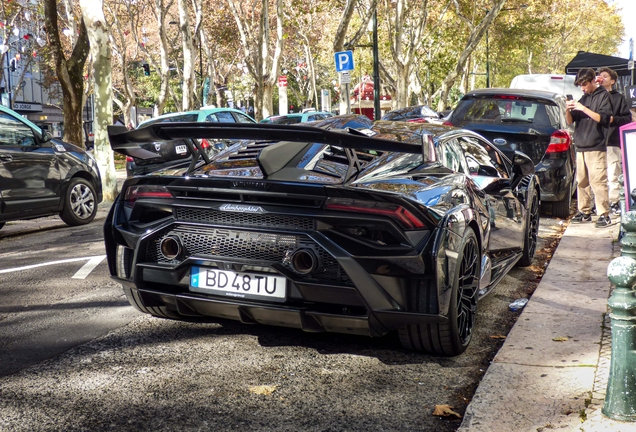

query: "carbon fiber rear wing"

left=107, top=122, right=436, bottom=179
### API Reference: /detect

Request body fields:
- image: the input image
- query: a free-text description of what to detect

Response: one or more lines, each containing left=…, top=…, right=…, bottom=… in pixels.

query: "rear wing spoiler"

left=107, top=122, right=436, bottom=179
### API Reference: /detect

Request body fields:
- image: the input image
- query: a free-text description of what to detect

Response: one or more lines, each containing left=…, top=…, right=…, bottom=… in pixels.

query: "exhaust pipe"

left=290, top=249, right=318, bottom=275
left=160, top=236, right=184, bottom=260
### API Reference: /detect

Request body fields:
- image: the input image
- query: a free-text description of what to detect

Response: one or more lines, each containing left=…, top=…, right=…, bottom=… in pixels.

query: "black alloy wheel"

left=518, top=188, right=540, bottom=267
left=399, top=228, right=480, bottom=356
left=455, top=232, right=479, bottom=346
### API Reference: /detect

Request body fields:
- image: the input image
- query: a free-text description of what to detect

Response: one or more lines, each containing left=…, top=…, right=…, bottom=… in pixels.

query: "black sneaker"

left=572, top=212, right=592, bottom=223
left=610, top=203, right=621, bottom=216
left=595, top=214, right=612, bottom=228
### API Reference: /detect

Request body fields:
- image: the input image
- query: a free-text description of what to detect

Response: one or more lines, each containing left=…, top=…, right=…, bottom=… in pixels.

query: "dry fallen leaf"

left=553, top=336, right=569, bottom=342
left=249, top=385, right=277, bottom=395
left=432, top=405, right=462, bottom=418
left=489, top=335, right=507, bottom=339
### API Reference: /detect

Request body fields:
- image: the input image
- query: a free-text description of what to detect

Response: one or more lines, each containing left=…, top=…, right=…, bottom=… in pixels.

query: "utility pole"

left=372, top=9, right=380, bottom=120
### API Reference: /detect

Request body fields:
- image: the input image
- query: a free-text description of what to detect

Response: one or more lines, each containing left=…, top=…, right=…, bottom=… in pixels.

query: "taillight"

left=442, top=121, right=453, bottom=126
left=407, top=118, right=428, bottom=123
left=546, top=130, right=571, bottom=153
left=126, top=156, right=133, bottom=162
left=324, top=197, right=426, bottom=229
left=124, top=185, right=173, bottom=207
left=200, top=139, right=210, bottom=149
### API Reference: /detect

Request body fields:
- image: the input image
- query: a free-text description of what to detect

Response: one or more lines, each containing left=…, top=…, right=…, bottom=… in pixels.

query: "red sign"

left=278, top=75, right=288, bottom=87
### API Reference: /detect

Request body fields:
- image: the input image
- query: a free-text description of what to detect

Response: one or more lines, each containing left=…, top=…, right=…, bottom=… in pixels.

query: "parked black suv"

left=445, top=89, right=575, bottom=218
left=0, top=105, right=103, bottom=230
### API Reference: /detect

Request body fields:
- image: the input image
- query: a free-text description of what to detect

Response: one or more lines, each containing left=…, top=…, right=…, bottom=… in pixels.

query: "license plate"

left=190, top=267, right=286, bottom=301
left=175, top=144, right=187, bottom=154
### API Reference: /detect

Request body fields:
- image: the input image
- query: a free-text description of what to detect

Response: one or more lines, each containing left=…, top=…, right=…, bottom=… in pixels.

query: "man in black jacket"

left=598, top=67, right=633, bottom=214
left=566, top=68, right=613, bottom=228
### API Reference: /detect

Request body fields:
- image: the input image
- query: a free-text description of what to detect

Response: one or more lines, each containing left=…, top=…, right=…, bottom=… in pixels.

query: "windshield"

left=453, top=97, right=560, bottom=128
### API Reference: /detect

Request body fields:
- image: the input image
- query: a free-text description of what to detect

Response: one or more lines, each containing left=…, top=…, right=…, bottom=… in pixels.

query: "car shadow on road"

left=161, top=314, right=477, bottom=368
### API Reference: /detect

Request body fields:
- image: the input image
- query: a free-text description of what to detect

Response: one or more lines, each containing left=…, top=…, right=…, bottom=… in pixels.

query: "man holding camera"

left=597, top=67, right=633, bottom=215
left=566, top=67, right=613, bottom=228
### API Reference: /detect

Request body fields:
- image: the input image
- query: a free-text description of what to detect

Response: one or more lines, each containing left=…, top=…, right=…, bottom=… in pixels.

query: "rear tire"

left=518, top=184, right=540, bottom=267
left=60, top=178, right=98, bottom=226
left=399, top=229, right=479, bottom=356
left=551, top=184, right=572, bottom=219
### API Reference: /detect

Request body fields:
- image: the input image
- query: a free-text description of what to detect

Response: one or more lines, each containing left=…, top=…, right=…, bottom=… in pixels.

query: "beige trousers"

left=607, top=146, right=622, bottom=205
left=576, top=150, right=609, bottom=216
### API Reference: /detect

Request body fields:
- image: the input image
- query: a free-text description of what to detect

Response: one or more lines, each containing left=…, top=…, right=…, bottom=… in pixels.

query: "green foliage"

left=85, top=0, right=627, bottom=116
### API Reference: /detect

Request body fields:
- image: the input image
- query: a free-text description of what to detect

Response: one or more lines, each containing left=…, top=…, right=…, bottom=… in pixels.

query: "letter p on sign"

left=334, top=50, right=354, bottom=73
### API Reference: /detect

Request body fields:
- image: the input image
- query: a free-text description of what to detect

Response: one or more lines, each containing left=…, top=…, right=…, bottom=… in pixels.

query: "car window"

left=454, top=97, right=560, bottom=128
left=0, top=113, right=37, bottom=147
left=437, top=138, right=468, bottom=174
left=307, top=115, right=318, bottom=122
left=269, top=116, right=302, bottom=125
left=233, top=112, right=255, bottom=123
left=545, top=105, right=562, bottom=128
left=141, top=113, right=198, bottom=127
left=458, top=136, right=509, bottom=178
left=206, top=114, right=219, bottom=122
left=215, top=111, right=236, bottom=123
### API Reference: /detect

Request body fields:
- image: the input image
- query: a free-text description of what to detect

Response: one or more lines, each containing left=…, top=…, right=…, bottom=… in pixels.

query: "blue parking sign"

left=334, top=50, right=354, bottom=73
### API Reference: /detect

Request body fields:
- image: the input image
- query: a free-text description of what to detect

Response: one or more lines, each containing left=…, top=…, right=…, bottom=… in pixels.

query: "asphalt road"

left=0, top=214, right=566, bottom=431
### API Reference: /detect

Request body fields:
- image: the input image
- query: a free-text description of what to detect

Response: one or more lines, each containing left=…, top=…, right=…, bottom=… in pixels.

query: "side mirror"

left=512, top=150, right=535, bottom=176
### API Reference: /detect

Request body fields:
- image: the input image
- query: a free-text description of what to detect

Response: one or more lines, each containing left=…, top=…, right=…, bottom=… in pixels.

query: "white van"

left=510, top=74, right=584, bottom=101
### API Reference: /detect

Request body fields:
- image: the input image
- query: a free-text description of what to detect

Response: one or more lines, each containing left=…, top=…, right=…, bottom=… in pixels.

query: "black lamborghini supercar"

left=105, top=115, right=539, bottom=356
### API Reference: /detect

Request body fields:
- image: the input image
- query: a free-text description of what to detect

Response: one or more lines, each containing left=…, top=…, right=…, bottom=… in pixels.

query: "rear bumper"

left=535, top=160, right=573, bottom=202
left=103, top=196, right=471, bottom=339
left=120, top=280, right=448, bottom=337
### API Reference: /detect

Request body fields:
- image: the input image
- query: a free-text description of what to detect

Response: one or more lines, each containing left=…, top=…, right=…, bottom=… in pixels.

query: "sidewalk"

left=0, top=169, right=127, bottom=239
left=459, top=219, right=634, bottom=432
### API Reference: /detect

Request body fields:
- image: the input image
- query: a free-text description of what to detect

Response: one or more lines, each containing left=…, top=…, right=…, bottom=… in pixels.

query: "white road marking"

left=71, top=255, right=107, bottom=279
left=0, top=255, right=107, bottom=276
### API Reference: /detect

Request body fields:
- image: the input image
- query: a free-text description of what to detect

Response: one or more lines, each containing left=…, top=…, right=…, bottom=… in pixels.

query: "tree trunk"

left=333, top=0, right=359, bottom=114
left=178, top=0, right=195, bottom=111
left=43, top=0, right=90, bottom=147
left=79, top=0, right=118, bottom=202
left=436, top=0, right=506, bottom=111
left=262, top=83, right=273, bottom=118
left=105, top=2, right=136, bottom=127
left=155, top=0, right=171, bottom=116
left=394, top=65, right=410, bottom=108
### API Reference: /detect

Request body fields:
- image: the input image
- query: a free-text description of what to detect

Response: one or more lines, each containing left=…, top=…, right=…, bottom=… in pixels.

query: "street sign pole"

left=334, top=50, right=354, bottom=116
left=630, top=38, right=634, bottom=86
left=339, top=71, right=352, bottom=115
